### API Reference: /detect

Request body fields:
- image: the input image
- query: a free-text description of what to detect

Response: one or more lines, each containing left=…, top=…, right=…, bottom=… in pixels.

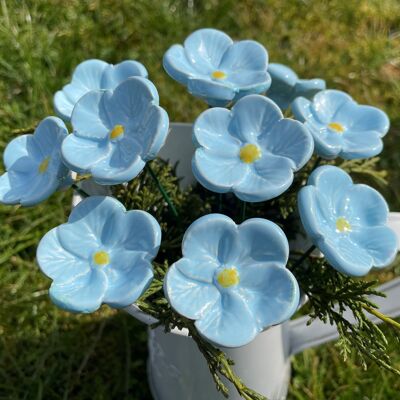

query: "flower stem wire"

left=290, top=244, right=316, bottom=271
left=71, top=183, right=90, bottom=198
left=145, top=163, right=178, bottom=218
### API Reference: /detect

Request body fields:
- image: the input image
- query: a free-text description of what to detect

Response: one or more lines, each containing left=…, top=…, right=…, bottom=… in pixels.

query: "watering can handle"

left=289, top=212, right=400, bottom=356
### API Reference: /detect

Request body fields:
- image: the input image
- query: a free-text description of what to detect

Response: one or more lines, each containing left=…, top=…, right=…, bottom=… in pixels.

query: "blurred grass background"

left=0, top=0, right=399, bottom=399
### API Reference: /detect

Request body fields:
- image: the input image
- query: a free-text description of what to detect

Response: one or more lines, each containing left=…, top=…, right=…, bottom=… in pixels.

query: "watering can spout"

left=288, top=212, right=400, bottom=356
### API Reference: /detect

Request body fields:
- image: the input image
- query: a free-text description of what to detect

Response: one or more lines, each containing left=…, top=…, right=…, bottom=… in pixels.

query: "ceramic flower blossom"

left=164, top=214, right=300, bottom=347
left=0, top=117, right=70, bottom=206
left=192, top=94, right=314, bottom=202
left=298, top=166, right=398, bottom=276
left=163, top=28, right=271, bottom=107
left=292, top=89, right=390, bottom=159
left=267, top=63, right=325, bottom=111
left=54, top=59, right=148, bottom=121
left=37, top=196, right=161, bottom=313
left=61, top=77, right=169, bottom=185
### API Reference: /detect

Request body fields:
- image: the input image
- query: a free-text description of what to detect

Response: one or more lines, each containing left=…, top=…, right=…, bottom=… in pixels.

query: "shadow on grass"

left=0, top=311, right=153, bottom=400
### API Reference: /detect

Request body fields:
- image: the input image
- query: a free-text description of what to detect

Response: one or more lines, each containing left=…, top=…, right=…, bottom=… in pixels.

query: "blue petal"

left=333, top=101, right=389, bottom=137
left=174, top=257, right=218, bottom=284
left=229, top=95, right=282, bottom=143
left=102, top=209, right=161, bottom=256
left=225, top=71, right=270, bottom=88
left=164, top=259, right=221, bottom=320
left=336, top=184, right=389, bottom=227
left=350, top=226, right=398, bottom=268
left=54, top=59, right=108, bottom=121
left=267, top=63, right=297, bottom=110
left=37, top=228, right=91, bottom=284
left=236, top=218, right=289, bottom=266
left=192, top=148, right=248, bottom=193
left=233, top=154, right=294, bottom=202
left=182, top=214, right=239, bottom=264
left=163, top=44, right=203, bottom=85
left=311, top=90, right=353, bottom=124
left=341, top=130, right=383, bottom=159
left=33, top=117, right=68, bottom=156
left=195, top=291, right=258, bottom=347
left=101, top=60, right=148, bottom=88
left=295, top=78, right=326, bottom=100
left=219, top=40, right=268, bottom=72
left=3, top=135, right=39, bottom=172
left=0, top=171, right=32, bottom=205
left=319, top=236, right=373, bottom=277
left=193, top=107, right=241, bottom=155
left=258, top=118, right=314, bottom=169
left=188, top=77, right=235, bottom=106
left=184, top=28, right=233, bottom=72
left=49, top=268, right=107, bottom=313
left=61, top=134, right=110, bottom=174
left=71, top=90, right=110, bottom=140
left=103, top=253, right=154, bottom=308
left=238, top=264, right=299, bottom=328
left=292, top=96, right=313, bottom=122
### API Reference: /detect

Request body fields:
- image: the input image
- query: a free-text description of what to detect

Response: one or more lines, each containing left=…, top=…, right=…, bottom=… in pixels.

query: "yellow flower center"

left=211, top=70, right=227, bottom=80
left=217, top=268, right=239, bottom=288
left=328, top=122, right=344, bottom=133
left=110, top=124, right=125, bottom=140
left=93, top=250, right=110, bottom=266
left=38, top=157, right=50, bottom=174
left=239, top=144, right=262, bottom=164
left=336, top=217, right=351, bottom=233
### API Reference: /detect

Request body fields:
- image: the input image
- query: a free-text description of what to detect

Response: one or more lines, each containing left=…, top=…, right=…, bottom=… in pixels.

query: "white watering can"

left=75, top=123, right=400, bottom=400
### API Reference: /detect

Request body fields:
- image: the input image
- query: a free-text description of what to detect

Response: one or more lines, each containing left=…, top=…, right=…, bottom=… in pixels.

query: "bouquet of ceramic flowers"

left=1, top=28, right=399, bottom=399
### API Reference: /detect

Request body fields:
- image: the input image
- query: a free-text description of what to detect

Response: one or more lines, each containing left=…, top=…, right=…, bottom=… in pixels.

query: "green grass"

left=0, top=0, right=399, bottom=399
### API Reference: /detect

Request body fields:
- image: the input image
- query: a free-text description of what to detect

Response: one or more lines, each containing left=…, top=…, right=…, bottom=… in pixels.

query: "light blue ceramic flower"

left=0, top=117, right=70, bottom=206
left=37, top=196, right=161, bottom=313
left=292, top=90, right=390, bottom=159
left=192, top=95, right=314, bottom=202
left=267, top=63, right=325, bottom=111
left=298, top=166, right=398, bottom=276
left=61, top=77, right=169, bottom=185
left=54, top=59, right=148, bottom=121
left=163, top=28, right=271, bottom=107
left=164, top=214, right=300, bottom=347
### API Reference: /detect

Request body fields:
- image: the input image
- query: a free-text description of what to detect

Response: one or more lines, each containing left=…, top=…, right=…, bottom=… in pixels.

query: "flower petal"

left=0, top=171, right=28, bottom=205
left=182, top=214, right=239, bottom=264
left=188, top=77, right=235, bottom=106
left=306, top=120, right=343, bottom=159
left=226, top=71, right=270, bottom=88
left=101, top=60, right=148, bottom=88
left=319, top=236, right=373, bottom=277
left=173, top=257, right=218, bottom=284
left=267, top=63, right=297, bottom=110
left=229, top=95, right=282, bottom=143
left=192, top=148, right=247, bottom=193
left=238, top=265, right=299, bottom=329
left=233, top=155, right=294, bottom=202
left=163, top=44, right=202, bottom=85
left=164, top=260, right=221, bottom=320
left=4, top=135, right=41, bottom=172
left=33, top=117, right=68, bottom=156
left=219, top=40, right=268, bottom=72
left=184, top=28, right=233, bottom=72
left=258, top=118, right=313, bottom=169
left=61, top=134, right=111, bottom=174
left=236, top=218, right=289, bottom=266
left=37, top=228, right=91, bottom=284
left=350, top=226, right=398, bottom=267
left=336, top=184, right=389, bottom=227
left=340, top=130, right=383, bottom=159
left=311, top=90, right=353, bottom=124
left=71, top=90, right=110, bottom=140
left=195, top=291, right=258, bottom=347
left=49, top=268, right=107, bottom=313
left=103, top=254, right=154, bottom=308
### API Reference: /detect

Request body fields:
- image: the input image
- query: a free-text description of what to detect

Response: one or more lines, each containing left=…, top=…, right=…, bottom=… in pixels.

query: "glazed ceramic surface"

left=37, top=196, right=161, bottom=313
left=292, top=89, right=389, bottom=159
left=164, top=213, right=300, bottom=347
left=163, top=28, right=271, bottom=107
left=0, top=117, right=70, bottom=206
left=54, top=59, right=148, bottom=121
left=298, top=166, right=398, bottom=276
left=267, top=63, right=325, bottom=111
left=192, top=94, right=314, bottom=202
left=61, top=77, right=169, bottom=185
